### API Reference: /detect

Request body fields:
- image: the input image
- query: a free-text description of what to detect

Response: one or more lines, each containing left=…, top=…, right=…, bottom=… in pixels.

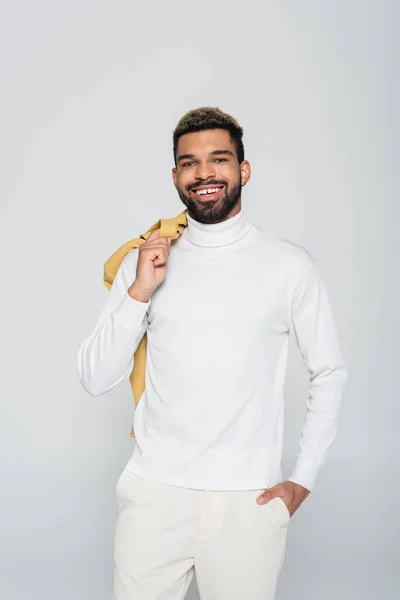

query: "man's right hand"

left=128, top=229, right=172, bottom=303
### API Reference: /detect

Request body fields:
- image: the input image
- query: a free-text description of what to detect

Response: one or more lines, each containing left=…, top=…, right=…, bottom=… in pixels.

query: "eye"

left=182, top=161, right=195, bottom=167
left=214, top=158, right=227, bottom=163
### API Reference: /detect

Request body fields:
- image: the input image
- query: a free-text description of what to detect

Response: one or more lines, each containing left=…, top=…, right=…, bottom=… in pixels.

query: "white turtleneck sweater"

left=77, top=208, right=347, bottom=492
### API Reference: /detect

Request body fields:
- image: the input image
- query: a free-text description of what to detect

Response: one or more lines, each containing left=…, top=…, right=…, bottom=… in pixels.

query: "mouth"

left=190, top=185, right=225, bottom=201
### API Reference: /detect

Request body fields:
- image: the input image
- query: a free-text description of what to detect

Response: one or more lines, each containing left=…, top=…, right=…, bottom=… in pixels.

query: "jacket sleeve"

left=287, top=260, right=348, bottom=492
left=77, top=252, right=151, bottom=396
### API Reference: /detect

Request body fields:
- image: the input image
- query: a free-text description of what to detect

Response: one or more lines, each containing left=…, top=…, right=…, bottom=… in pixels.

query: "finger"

left=147, top=229, right=160, bottom=240
left=144, top=243, right=170, bottom=258
left=153, top=250, right=168, bottom=266
left=257, top=489, right=272, bottom=504
left=158, top=236, right=171, bottom=247
left=145, top=238, right=171, bottom=253
left=145, top=247, right=168, bottom=265
left=145, top=231, right=170, bottom=245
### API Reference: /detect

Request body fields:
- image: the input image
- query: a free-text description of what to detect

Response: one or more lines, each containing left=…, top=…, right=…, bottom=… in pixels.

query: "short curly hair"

left=173, top=106, right=244, bottom=166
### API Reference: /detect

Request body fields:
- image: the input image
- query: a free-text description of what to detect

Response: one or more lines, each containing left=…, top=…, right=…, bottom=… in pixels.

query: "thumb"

left=256, top=488, right=275, bottom=504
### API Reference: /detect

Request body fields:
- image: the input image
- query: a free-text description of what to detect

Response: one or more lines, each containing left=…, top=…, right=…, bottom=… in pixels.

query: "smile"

left=191, top=185, right=225, bottom=200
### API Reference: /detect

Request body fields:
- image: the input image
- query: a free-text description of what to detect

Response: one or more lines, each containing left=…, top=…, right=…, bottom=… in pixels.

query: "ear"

left=240, top=160, right=251, bottom=186
left=172, top=167, right=177, bottom=186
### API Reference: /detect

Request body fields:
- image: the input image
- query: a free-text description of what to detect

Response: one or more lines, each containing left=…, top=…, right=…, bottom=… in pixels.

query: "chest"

left=147, top=250, right=290, bottom=339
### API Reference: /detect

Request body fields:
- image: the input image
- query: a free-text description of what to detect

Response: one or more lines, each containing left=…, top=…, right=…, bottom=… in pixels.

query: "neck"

left=183, top=206, right=251, bottom=248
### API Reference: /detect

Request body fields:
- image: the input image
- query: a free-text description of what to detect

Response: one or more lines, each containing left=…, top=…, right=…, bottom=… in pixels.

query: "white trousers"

left=112, top=468, right=290, bottom=600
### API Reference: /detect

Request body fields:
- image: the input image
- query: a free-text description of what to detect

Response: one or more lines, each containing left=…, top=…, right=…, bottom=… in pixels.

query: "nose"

left=194, top=160, right=216, bottom=182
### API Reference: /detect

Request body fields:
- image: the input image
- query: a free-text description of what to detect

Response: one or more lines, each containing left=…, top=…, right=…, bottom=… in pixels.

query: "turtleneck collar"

left=183, top=207, right=251, bottom=248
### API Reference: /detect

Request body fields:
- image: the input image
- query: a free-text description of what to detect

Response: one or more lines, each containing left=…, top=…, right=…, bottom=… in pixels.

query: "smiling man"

left=172, top=126, right=250, bottom=224
left=77, top=107, right=347, bottom=600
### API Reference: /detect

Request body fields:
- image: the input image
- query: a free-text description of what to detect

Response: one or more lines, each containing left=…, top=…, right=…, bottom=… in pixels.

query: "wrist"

left=289, top=481, right=311, bottom=498
left=128, top=282, right=152, bottom=303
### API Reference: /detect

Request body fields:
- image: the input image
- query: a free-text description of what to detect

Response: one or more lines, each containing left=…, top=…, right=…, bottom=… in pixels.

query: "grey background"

left=1, top=1, right=399, bottom=598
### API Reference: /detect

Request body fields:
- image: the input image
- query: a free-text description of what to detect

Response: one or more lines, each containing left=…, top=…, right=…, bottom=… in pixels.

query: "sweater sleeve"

left=287, top=260, right=348, bottom=492
left=77, top=252, right=151, bottom=397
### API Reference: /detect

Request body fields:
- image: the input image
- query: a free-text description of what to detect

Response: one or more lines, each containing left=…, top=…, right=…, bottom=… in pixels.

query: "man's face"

left=172, top=128, right=250, bottom=224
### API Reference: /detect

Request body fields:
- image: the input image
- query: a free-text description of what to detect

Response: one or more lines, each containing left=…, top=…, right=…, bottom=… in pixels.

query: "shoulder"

left=251, top=225, right=315, bottom=281
left=120, top=247, right=140, bottom=278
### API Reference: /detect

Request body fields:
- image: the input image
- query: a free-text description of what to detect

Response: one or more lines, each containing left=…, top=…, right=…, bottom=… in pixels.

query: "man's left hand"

left=256, top=481, right=310, bottom=517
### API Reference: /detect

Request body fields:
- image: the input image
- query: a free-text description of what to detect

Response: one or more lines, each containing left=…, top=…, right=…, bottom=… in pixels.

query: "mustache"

left=187, top=181, right=226, bottom=191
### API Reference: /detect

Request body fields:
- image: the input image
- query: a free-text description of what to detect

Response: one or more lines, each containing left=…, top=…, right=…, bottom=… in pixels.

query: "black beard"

left=176, top=178, right=242, bottom=224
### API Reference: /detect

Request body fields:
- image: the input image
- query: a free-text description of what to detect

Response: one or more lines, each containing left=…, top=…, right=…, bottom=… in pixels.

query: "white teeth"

left=196, top=187, right=222, bottom=196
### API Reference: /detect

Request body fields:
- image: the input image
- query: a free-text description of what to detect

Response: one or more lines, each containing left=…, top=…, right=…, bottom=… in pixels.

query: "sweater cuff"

left=287, top=458, right=321, bottom=493
left=113, top=291, right=151, bottom=328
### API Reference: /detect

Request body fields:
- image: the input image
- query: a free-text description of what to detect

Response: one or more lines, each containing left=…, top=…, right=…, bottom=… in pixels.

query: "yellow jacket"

left=103, top=209, right=188, bottom=437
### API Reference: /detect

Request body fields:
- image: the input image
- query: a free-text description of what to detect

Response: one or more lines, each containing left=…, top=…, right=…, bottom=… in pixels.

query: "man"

left=77, top=106, right=347, bottom=600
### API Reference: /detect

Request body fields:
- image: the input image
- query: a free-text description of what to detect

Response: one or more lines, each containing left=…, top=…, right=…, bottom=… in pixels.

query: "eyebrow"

left=177, top=149, right=235, bottom=163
